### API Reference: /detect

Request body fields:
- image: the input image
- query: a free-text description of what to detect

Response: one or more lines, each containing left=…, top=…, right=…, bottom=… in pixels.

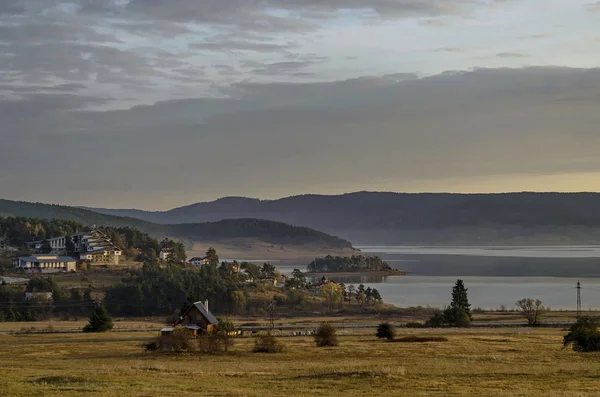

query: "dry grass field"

left=1, top=327, right=600, bottom=396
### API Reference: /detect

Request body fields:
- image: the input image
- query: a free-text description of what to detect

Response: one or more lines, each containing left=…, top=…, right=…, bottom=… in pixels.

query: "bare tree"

left=516, top=298, right=546, bottom=326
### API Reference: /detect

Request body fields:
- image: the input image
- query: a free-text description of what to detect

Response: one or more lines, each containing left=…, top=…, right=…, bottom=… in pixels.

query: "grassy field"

left=1, top=327, right=600, bottom=396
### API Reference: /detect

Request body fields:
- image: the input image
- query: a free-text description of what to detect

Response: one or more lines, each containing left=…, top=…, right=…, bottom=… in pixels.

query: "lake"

left=278, top=245, right=600, bottom=309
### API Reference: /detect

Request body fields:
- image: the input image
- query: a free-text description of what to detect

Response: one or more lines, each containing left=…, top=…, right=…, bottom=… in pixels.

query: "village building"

left=14, top=254, right=76, bottom=273
left=25, top=291, right=53, bottom=301
left=175, top=300, right=218, bottom=335
left=159, top=250, right=171, bottom=261
left=27, top=229, right=122, bottom=265
left=188, top=256, right=209, bottom=266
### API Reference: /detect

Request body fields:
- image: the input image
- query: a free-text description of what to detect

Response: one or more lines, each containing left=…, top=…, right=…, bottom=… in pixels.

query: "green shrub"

left=563, top=317, right=600, bottom=352
left=253, top=334, right=285, bottom=353
left=425, top=307, right=471, bottom=328
left=83, top=305, right=113, bottom=333
left=405, top=321, right=424, bottom=328
left=376, top=323, right=396, bottom=341
left=315, top=323, right=338, bottom=347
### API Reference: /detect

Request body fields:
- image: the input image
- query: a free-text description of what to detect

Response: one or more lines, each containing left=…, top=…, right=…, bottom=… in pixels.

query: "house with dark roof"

left=175, top=300, right=218, bottom=335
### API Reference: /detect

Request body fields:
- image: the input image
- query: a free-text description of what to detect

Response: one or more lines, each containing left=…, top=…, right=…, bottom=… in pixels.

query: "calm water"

left=357, top=245, right=600, bottom=258
left=277, top=245, right=600, bottom=309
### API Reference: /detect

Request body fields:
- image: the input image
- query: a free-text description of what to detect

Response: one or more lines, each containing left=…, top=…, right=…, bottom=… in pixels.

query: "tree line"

left=306, top=255, right=392, bottom=273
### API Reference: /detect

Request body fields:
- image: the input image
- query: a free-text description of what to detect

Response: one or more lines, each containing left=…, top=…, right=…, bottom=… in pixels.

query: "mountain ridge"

left=84, top=191, right=600, bottom=245
left=0, top=199, right=352, bottom=249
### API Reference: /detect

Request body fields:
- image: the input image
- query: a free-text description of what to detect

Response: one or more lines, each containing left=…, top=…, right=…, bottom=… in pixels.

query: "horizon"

left=2, top=1, right=600, bottom=208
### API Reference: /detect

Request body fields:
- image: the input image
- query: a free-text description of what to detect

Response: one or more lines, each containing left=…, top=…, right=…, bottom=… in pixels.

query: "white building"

left=188, top=256, right=209, bottom=266
left=159, top=250, right=171, bottom=261
left=14, top=254, right=76, bottom=273
left=27, top=229, right=122, bottom=265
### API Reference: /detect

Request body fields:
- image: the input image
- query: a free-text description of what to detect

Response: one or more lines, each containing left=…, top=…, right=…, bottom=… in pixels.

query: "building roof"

left=17, top=255, right=76, bottom=263
left=177, top=301, right=218, bottom=326
left=193, top=301, right=218, bottom=325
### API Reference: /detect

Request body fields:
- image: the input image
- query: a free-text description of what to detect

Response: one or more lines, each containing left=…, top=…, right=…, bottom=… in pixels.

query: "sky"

left=1, top=0, right=600, bottom=210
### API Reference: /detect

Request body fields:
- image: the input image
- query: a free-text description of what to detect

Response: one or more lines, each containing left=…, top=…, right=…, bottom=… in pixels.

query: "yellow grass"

left=1, top=328, right=600, bottom=396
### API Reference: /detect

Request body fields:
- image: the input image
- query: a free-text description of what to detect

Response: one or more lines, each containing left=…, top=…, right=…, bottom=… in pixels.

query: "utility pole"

left=577, top=281, right=582, bottom=319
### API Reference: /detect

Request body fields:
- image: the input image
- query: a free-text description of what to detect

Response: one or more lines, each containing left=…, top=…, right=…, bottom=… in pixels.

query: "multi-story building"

left=27, top=229, right=122, bottom=265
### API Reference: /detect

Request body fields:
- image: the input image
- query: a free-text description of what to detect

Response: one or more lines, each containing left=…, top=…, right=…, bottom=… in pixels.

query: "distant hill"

left=0, top=199, right=352, bottom=249
left=86, top=192, right=600, bottom=245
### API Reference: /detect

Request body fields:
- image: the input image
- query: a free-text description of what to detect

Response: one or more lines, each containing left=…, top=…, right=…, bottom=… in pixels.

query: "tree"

left=260, top=263, right=276, bottom=279
left=450, top=279, right=471, bottom=318
left=286, top=269, right=307, bottom=289
left=371, top=288, right=382, bottom=303
left=231, top=290, right=246, bottom=314
left=516, top=298, right=546, bottom=326
left=40, top=239, right=52, bottom=254
left=83, top=304, right=113, bottom=333
left=205, top=247, right=219, bottom=266
left=64, top=236, right=76, bottom=253
left=244, top=263, right=261, bottom=282
left=347, top=284, right=356, bottom=302
left=321, top=283, right=343, bottom=312
left=563, top=317, right=600, bottom=352
left=376, top=323, right=396, bottom=341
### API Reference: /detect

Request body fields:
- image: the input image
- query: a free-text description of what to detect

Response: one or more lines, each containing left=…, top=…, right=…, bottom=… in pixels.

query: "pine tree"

left=450, top=279, right=471, bottom=318
left=83, top=304, right=113, bottom=333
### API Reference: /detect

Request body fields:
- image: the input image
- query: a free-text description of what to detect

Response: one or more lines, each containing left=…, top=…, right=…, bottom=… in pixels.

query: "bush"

left=405, top=321, right=424, bottom=328
left=146, top=329, right=195, bottom=353
left=198, top=333, right=234, bottom=355
left=376, top=323, right=396, bottom=341
left=253, top=334, right=285, bottom=353
left=83, top=305, right=113, bottom=333
left=564, top=317, right=600, bottom=352
left=315, top=323, right=338, bottom=347
left=425, top=307, right=471, bottom=328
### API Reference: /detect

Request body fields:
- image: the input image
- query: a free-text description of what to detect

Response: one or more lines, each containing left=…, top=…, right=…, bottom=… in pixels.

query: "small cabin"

left=175, top=300, right=218, bottom=334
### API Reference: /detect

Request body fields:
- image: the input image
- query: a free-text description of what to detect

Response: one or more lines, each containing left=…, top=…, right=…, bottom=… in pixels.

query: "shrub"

left=405, top=321, right=424, bottom=328
left=425, top=307, right=471, bottom=328
left=83, top=305, right=113, bottom=333
left=563, top=317, right=600, bottom=352
left=146, top=329, right=195, bottom=353
left=376, top=323, right=396, bottom=341
left=198, top=333, right=234, bottom=355
left=253, top=333, right=285, bottom=353
left=315, top=323, right=338, bottom=347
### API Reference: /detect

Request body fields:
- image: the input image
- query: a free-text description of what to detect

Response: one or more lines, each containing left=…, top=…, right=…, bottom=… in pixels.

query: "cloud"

left=3, top=66, right=600, bottom=208
left=496, top=52, right=528, bottom=58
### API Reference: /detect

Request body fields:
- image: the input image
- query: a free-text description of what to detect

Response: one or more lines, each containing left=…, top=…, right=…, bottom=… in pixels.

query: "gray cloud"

left=3, top=66, right=600, bottom=208
left=496, top=52, right=528, bottom=58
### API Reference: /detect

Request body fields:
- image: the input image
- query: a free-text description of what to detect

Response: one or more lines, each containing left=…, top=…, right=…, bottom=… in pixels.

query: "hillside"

left=0, top=199, right=352, bottom=249
left=87, top=192, right=600, bottom=245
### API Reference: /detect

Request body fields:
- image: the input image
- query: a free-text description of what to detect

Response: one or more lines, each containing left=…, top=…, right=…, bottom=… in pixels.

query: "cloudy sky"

left=1, top=0, right=600, bottom=209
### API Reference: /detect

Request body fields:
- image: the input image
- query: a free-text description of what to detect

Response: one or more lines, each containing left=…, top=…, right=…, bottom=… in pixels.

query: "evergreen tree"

left=450, top=279, right=471, bottom=318
left=65, top=236, right=76, bottom=253
left=83, top=304, right=113, bottom=333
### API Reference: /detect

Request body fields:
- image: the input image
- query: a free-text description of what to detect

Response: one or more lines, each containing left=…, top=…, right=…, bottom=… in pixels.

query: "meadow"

left=1, top=327, right=600, bottom=396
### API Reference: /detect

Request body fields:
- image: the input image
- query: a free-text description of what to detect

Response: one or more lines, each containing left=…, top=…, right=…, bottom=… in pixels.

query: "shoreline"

left=306, top=270, right=408, bottom=277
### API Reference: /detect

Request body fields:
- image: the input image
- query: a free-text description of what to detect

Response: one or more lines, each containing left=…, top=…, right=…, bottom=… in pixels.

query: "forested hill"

left=86, top=192, right=600, bottom=245
left=0, top=200, right=352, bottom=249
